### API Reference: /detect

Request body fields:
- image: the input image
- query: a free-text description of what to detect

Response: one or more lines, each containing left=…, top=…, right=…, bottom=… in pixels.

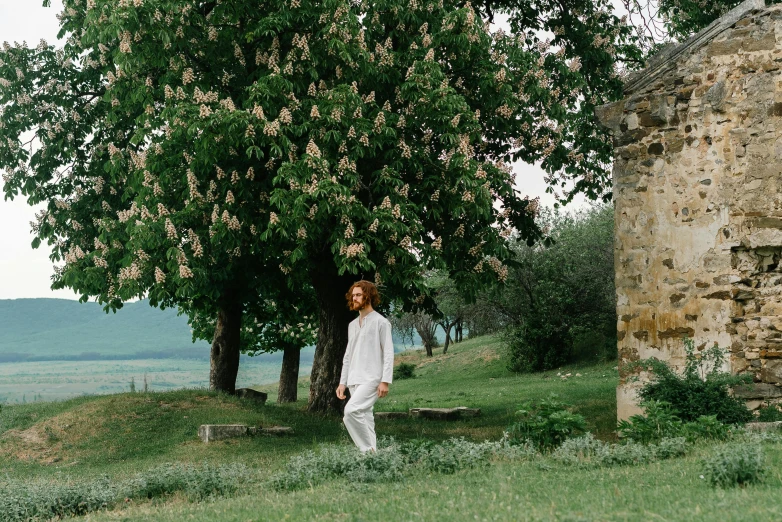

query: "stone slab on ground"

left=250, top=426, right=295, bottom=436
left=745, top=421, right=782, bottom=432
left=235, top=388, right=268, bottom=403
left=199, top=424, right=293, bottom=442
left=198, top=424, right=250, bottom=443
left=408, top=407, right=481, bottom=420
left=374, top=411, right=410, bottom=420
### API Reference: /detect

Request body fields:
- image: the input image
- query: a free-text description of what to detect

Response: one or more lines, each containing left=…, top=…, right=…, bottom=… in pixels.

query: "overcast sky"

left=0, top=1, right=586, bottom=301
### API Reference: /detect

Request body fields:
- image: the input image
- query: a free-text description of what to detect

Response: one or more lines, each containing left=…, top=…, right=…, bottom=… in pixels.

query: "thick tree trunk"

left=278, top=342, right=300, bottom=403
left=210, top=292, right=243, bottom=394
left=308, top=258, right=355, bottom=413
left=456, top=319, right=463, bottom=343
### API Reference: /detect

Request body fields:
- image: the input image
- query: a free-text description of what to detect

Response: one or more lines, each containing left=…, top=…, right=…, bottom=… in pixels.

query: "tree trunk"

left=210, top=291, right=243, bottom=394
left=441, top=320, right=457, bottom=354
left=456, top=319, right=463, bottom=343
left=278, top=342, right=300, bottom=403
left=308, top=258, right=355, bottom=414
left=442, top=329, right=451, bottom=354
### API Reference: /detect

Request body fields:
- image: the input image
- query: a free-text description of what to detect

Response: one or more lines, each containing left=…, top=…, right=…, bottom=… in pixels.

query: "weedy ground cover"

left=2, top=335, right=781, bottom=521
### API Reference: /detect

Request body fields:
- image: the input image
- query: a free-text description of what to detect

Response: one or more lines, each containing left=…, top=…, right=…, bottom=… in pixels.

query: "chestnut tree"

left=1, top=0, right=638, bottom=412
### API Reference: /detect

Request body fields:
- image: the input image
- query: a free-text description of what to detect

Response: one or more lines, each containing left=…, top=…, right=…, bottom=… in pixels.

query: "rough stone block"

left=734, top=383, right=782, bottom=399
left=761, top=360, right=782, bottom=383
left=595, top=101, right=625, bottom=132
left=235, top=388, right=268, bottom=403
left=409, top=407, right=481, bottom=420
left=198, top=424, right=249, bottom=443
left=374, top=411, right=410, bottom=420
left=745, top=421, right=782, bottom=432
left=260, top=427, right=294, bottom=436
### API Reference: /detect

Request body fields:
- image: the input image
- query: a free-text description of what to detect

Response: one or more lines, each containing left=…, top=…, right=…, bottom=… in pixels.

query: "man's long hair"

left=345, top=280, right=381, bottom=309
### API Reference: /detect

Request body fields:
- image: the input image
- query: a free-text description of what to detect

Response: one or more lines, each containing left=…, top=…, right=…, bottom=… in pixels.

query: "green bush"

left=636, top=338, right=752, bottom=425
left=393, top=363, right=416, bottom=380
left=681, top=415, right=732, bottom=442
left=702, top=444, right=766, bottom=488
left=618, top=400, right=733, bottom=444
left=756, top=404, right=782, bottom=422
left=506, top=395, right=586, bottom=450
left=268, top=437, right=534, bottom=491
left=0, top=477, right=117, bottom=522
left=0, top=462, right=252, bottom=522
left=502, top=206, right=616, bottom=373
left=127, top=462, right=251, bottom=501
left=552, top=433, right=687, bottom=468
left=617, top=400, right=683, bottom=444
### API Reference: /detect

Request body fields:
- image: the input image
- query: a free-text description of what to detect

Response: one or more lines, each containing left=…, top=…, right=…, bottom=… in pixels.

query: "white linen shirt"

left=339, top=311, right=395, bottom=386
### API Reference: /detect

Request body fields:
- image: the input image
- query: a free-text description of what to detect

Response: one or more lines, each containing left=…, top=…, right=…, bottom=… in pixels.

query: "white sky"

left=0, top=1, right=585, bottom=300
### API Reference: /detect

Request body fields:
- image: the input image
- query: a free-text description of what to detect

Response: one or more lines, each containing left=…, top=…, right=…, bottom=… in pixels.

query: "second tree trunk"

left=278, top=342, right=300, bottom=403
left=210, top=294, right=243, bottom=394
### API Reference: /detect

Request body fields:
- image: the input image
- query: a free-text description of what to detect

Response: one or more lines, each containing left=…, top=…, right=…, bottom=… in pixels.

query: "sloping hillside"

left=0, top=335, right=618, bottom=478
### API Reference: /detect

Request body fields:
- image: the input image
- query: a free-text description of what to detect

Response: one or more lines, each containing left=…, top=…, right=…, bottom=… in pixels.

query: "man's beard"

left=349, top=298, right=364, bottom=312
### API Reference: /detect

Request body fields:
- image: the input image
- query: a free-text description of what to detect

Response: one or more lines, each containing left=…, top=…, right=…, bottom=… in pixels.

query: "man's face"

left=350, top=288, right=365, bottom=311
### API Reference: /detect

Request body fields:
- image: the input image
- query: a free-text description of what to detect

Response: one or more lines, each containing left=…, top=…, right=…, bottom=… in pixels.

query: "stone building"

left=597, top=0, right=782, bottom=420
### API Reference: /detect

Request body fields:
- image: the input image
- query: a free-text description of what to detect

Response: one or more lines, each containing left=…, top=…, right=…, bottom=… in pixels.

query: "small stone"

left=198, top=424, right=249, bottom=443
left=374, top=411, right=409, bottom=420
left=235, top=388, right=268, bottom=404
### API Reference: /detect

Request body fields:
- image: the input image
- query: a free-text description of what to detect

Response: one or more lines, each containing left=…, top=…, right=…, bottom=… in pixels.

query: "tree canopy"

left=2, top=0, right=643, bottom=412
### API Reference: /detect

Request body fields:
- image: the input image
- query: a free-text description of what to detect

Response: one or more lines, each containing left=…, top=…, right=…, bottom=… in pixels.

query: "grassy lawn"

left=2, top=334, right=780, bottom=521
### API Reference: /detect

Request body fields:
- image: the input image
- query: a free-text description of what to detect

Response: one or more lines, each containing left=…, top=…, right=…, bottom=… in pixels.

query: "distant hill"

left=0, top=299, right=217, bottom=362
left=0, top=298, right=424, bottom=364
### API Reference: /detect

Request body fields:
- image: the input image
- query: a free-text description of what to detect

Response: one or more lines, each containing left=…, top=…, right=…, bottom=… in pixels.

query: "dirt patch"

left=480, top=351, right=501, bottom=362
left=4, top=426, right=47, bottom=445
left=415, top=354, right=456, bottom=368
left=0, top=402, right=108, bottom=464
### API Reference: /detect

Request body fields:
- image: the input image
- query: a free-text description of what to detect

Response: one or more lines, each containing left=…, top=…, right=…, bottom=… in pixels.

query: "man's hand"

left=377, top=382, right=389, bottom=398
left=336, top=384, right=347, bottom=400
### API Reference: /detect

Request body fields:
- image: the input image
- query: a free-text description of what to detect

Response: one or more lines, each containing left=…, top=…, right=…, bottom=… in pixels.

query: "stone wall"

left=598, top=1, right=782, bottom=420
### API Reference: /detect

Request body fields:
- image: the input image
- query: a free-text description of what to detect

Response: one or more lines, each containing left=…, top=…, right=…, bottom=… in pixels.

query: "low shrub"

left=681, top=415, right=732, bottom=442
left=268, top=437, right=534, bottom=491
left=506, top=395, right=586, bottom=450
left=617, top=401, right=732, bottom=444
left=702, top=444, right=765, bottom=488
left=0, top=463, right=252, bottom=522
left=552, top=433, right=687, bottom=468
left=393, top=363, right=416, bottom=380
left=127, top=462, right=252, bottom=501
left=617, top=400, right=682, bottom=444
left=0, top=477, right=117, bottom=522
left=636, top=338, right=752, bottom=425
left=756, top=404, right=782, bottom=422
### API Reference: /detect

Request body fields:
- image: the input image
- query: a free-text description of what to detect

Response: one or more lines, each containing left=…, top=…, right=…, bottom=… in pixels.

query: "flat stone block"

left=745, top=421, right=782, bottom=432
left=409, top=407, right=481, bottom=420
left=198, top=424, right=249, bottom=443
left=235, top=388, right=268, bottom=403
left=261, top=426, right=294, bottom=435
left=375, top=411, right=409, bottom=420
left=733, top=383, right=782, bottom=399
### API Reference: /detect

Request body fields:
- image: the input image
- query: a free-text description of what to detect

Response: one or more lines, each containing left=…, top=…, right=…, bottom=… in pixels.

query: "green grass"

left=78, top=444, right=782, bottom=522
left=2, top=334, right=780, bottom=521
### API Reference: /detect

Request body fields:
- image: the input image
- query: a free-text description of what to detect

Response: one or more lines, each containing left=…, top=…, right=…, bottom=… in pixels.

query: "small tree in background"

left=392, top=309, right=439, bottom=357
left=503, top=205, right=616, bottom=372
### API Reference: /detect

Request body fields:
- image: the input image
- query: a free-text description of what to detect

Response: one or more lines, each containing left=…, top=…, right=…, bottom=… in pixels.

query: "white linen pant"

left=344, top=383, right=378, bottom=452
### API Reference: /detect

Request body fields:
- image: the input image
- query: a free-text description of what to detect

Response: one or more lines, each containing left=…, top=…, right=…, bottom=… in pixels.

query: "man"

left=336, top=280, right=394, bottom=452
